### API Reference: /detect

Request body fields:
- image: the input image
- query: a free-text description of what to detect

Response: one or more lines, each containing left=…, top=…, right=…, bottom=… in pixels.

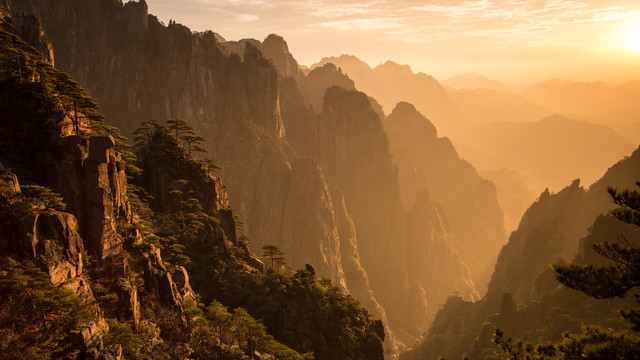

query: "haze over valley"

left=1, top=0, right=640, bottom=359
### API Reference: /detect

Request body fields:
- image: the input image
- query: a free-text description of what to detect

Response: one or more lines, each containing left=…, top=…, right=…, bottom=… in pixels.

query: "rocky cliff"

left=313, top=87, right=478, bottom=345
left=11, top=0, right=502, bottom=353
left=312, top=55, right=465, bottom=137
left=401, top=146, right=640, bottom=359
left=385, top=102, right=506, bottom=292
left=0, top=16, right=385, bottom=359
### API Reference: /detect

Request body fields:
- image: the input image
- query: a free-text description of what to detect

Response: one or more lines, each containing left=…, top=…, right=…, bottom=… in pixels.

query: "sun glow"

left=621, top=20, right=640, bottom=52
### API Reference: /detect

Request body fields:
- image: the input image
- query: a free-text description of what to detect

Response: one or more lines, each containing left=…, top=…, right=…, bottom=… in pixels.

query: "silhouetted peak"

left=123, top=0, right=148, bottom=15
left=390, top=101, right=419, bottom=117
left=263, top=33, right=288, bottom=51
left=569, top=178, right=581, bottom=189
left=212, top=32, right=226, bottom=43
left=312, top=62, right=339, bottom=73
left=442, top=72, right=507, bottom=90
left=388, top=101, right=438, bottom=139
left=323, top=86, right=370, bottom=111
left=316, top=54, right=372, bottom=71
left=538, top=114, right=570, bottom=124
left=376, top=60, right=413, bottom=74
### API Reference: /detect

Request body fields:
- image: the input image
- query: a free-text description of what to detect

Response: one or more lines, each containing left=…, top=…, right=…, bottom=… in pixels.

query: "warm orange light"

left=621, top=21, right=640, bottom=52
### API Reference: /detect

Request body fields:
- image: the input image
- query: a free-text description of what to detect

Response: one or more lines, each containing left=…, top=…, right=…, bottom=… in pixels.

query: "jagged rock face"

left=385, top=102, right=506, bottom=292
left=142, top=244, right=197, bottom=311
left=576, top=214, right=640, bottom=265
left=331, top=187, right=392, bottom=337
left=71, top=322, right=123, bottom=360
left=313, top=55, right=465, bottom=136
left=406, top=191, right=479, bottom=299
left=13, top=0, right=284, bottom=139
left=280, top=158, right=346, bottom=287
left=56, top=135, right=130, bottom=260
left=487, top=180, right=586, bottom=304
left=221, top=34, right=301, bottom=80
left=300, top=63, right=355, bottom=113
left=19, top=211, right=92, bottom=295
left=13, top=0, right=352, bottom=287
left=402, top=147, right=640, bottom=359
left=315, top=86, right=477, bottom=345
left=11, top=13, right=54, bottom=64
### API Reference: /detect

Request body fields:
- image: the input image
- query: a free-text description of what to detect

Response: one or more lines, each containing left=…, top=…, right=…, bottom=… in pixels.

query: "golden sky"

left=144, top=0, right=640, bottom=82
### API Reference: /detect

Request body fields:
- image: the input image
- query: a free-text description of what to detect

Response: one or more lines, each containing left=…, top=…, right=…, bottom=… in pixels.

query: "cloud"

left=150, top=0, right=640, bottom=47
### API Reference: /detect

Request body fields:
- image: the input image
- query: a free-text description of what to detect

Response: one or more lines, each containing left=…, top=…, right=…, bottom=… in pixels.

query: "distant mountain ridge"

left=456, top=114, right=636, bottom=193
left=312, top=54, right=465, bottom=137
left=401, top=146, right=640, bottom=360
left=13, top=0, right=502, bottom=352
left=442, top=72, right=508, bottom=91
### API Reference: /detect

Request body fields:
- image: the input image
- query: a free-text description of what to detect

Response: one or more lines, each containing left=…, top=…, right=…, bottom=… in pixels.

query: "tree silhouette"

left=555, top=182, right=640, bottom=329
left=167, top=118, right=191, bottom=139
left=262, top=243, right=285, bottom=271
left=180, top=133, right=207, bottom=156
left=494, top=182, right=640, bottom=358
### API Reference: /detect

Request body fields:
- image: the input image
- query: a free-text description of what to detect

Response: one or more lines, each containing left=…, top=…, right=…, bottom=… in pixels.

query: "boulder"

left=20, top=211, right=84, bottom=285
left=70, top=321, right=123, bottom=360
left=56, top=135, right=132, bottom=261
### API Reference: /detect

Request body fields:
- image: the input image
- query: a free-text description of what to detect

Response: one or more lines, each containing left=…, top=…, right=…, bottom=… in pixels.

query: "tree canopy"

left=493, top=181, right=640, bottom=359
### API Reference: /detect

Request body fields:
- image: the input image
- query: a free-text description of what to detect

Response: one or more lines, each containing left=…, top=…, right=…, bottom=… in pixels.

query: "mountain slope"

left=457, top=115, right=636, bottom=192
left=401, top=146, right=640, bottom=359
left=384, top=102, right=506, bottom=292
left=313, top=55, right=464, bottom=137
left=0, top=17, right=385, bottom=359
left=13, top=0, right=490, bottom=352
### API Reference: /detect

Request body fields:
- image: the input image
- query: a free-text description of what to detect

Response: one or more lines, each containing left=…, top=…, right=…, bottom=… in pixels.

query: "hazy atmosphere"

left=145, top=0, right=640, bottom=82
left=2, top=0, right=640, bottom=359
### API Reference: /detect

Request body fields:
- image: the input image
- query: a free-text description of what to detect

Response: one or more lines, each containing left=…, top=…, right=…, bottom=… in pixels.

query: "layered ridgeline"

left=0, top=15, right=384, bottom=360
left=400, top=146, right=640, bottom=360
left=521, top=79, right=640, bottom=143
left=384, top=102, right=505, bottom=292
left=312, top=55, right=464, bottom=138
left=12, top=0, right=488, bottom=350
left=317, top=55, right=636, bottom=236
left=314, top=55, right=507, bottom=291
left=457, top=115, right=636, bottom=194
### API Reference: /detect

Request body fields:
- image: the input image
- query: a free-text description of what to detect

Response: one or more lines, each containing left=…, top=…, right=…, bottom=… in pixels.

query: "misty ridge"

left=1, top=0, right=640, bottom=359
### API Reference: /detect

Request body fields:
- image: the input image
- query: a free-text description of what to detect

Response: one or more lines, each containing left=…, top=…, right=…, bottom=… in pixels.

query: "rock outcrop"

left=401, top=146, right=640, bottom=360
left=13, top=0, right=360, bottom=320
left=57, top=135, right=130, bottom=261
left=314, top=86, right=478, bottom=345
left=312, top=55, right=465, bottom=136
left=71, top=322, right=123, bottom=360
left=12, top=0, right=495, bottom=353
left=385, top=102, right=506, bottom=292
left=21, top=211, right=87, bottom=284
left=11, top=12, right=54, bottom=64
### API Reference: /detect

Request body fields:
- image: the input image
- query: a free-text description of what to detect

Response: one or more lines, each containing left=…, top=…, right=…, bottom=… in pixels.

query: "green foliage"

left=495, top=181, right=640, bottom=359
left=0, top=259, right=94, bottom=360
left=262, top=243, right=286, bottom=271
left=105, top=319, right=143, bottom=360
left=554, top=182, right=640, bottom=329
left=20, top=184, right=66, bottom=210
left=493, top=325, right=640, bottom=360
left=0, top=173, right=31, bottom=221
left=0, top=27, right=113, bottom=185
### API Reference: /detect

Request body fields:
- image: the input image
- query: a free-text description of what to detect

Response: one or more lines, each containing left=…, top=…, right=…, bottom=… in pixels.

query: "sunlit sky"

left=143, top=0, right=640, bottom=83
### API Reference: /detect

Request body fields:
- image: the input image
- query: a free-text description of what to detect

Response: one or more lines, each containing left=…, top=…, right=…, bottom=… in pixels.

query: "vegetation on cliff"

left=493, top=182, right=640, bottom=359
left=0, top=17, right=384, bottom=360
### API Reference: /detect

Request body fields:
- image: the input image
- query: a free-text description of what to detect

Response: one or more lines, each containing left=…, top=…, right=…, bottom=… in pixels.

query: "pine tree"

left=493, top=181, right=640, bottom=358
left=262, top=244, right=285, bottom=271
left=554, top=182, right=640, bottom=330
